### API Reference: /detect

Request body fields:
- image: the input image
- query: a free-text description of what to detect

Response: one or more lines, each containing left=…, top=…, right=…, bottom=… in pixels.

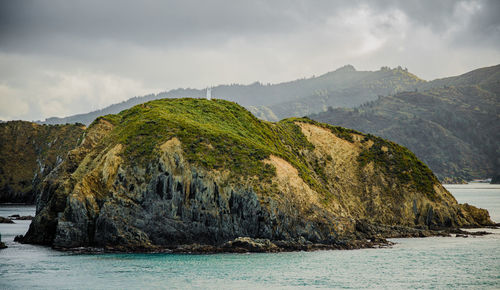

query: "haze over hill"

left=40, top=65, right=423, bottom=125
left=311, top=64, right=500, bottom=181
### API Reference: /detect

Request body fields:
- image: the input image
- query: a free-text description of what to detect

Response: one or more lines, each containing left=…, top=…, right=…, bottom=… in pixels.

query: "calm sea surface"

left=1, top=184, right=499, bottom=289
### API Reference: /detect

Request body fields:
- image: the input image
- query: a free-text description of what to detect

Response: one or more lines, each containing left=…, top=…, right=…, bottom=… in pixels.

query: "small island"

left=20, top=98, right=493, bottom=252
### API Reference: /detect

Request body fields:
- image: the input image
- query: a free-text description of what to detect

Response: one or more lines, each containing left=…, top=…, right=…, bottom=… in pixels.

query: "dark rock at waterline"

left=9, top=214, right=33, bottom=220
left=14, top=235, right=24, bottom=242
left=468, top=231, right=490, bottom=236
left=0, top=216, right=14, bottom=223
left=491, top=174, right=500, bottom=184
left=16, top=215, right=33, bottom=220
left=0, top=232, right=7, bottom=249
left=223, top=237, right=280, bottom=253
left=48, top=236, right=397, bottom=254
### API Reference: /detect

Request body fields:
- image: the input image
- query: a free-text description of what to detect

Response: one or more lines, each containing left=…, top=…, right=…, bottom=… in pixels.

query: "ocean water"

left=1, top=184, right=499, bottom=289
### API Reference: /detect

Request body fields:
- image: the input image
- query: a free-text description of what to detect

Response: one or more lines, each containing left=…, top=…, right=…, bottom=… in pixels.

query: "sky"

left=1, top=0, right=499, bottom=121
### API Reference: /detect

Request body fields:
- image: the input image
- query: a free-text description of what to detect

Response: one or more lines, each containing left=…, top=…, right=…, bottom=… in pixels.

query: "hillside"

left=251, top=66, right=423, bottom=120
left=311, top=65, right=500, bottom=181
left=421, top=64, right=500, bottom=91
left=21, top=98, right=492, bottom=252
left=0, top=121, right=85, bottom=203
left=40, top=65, right=423, bottom=125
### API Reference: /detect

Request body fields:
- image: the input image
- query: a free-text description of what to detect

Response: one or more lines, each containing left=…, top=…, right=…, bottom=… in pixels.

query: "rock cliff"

left=0, top=121, right=85, bottom=203
left=21, top=98, right=493, bottom=252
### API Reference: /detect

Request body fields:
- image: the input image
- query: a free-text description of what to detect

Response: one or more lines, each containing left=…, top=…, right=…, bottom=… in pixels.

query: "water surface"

left=1, top=184, right=499, bottom=289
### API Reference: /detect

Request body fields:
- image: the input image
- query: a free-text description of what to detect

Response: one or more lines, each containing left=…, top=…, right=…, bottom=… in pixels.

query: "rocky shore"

left=46, top=236, right=393, bottom=254
left=0, top=215, right=34, bottom=224
left=17, top=225, right=495, bottom=254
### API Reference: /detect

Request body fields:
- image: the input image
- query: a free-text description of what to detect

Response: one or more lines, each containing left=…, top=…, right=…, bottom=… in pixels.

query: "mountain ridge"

left=38, top=65, right=423, bottom=125
left=36, top=65, right=499, bottom=126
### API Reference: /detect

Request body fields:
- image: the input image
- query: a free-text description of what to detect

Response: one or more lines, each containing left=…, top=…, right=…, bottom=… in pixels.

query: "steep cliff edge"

left=21, top=99, right=493, bottom=252
left=0, top=121, right=85, bottom=203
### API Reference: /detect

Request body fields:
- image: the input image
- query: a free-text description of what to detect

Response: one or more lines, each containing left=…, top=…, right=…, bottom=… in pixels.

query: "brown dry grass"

left=263, top=155, right=323, bottom=217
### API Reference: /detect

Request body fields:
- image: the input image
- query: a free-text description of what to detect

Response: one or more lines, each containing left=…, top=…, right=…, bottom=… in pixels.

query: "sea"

left=1, top=184, right=499, bottom=289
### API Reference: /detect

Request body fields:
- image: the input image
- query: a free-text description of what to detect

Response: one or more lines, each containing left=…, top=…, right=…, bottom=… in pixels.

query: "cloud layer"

left=1, top=0, right=499, bottom=121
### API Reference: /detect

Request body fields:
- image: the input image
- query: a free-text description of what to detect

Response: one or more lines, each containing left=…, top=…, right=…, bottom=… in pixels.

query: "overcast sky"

left=1, top=0, right=499, bottom=121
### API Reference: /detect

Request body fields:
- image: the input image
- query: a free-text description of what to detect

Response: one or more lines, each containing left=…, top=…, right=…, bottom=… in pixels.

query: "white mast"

left=206, top=87, right=212, bottom=100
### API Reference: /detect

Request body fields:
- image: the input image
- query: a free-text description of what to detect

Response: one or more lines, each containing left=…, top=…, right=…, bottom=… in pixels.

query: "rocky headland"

left=19, top=98, right=494, bottom=252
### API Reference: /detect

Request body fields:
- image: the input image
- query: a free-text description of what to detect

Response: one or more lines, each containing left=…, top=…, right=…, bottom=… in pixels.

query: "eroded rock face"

left=31, top=137, right=344, bottom=250
left=21, top=99, right=494, bottom=252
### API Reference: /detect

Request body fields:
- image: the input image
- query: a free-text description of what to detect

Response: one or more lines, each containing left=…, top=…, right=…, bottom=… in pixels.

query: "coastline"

left=14, top=226, right=496, bottom=255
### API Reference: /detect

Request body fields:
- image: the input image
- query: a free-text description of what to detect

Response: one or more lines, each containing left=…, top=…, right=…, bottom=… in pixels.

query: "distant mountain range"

left=39, top=65, right=423, bottom=125
left=311, top=64, right=500, bottom=181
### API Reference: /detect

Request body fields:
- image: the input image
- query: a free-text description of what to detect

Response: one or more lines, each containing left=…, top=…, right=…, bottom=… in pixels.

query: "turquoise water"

left=1, top=184, right=499, bottom=289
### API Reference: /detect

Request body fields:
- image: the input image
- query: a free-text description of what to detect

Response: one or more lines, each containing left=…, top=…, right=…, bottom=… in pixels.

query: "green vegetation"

left=96, top=99, right=325, bottom=192
left=357, top=134, right=438, bottom=199
left=286, top=116, right=358, bottom=143
left=311, top=64, right=500, bottom=181
left=287, top=116, right=438, bottom=198
left=89, top=98, right=442, bottom=201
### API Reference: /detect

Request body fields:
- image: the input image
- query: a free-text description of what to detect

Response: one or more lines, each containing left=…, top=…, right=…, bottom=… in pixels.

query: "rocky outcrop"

left=441, top=177, right=467, bottom=184
left=491, top=174, right=500, bottom=184
left=8, top=215, right=33, bottom=220
left=0, top=121, right=85, bottom=203
left=0, top=216, right=14, bottom=223
left=0, top=231, right=8, bottom=249
left=21, top=98, right=494, bottom=252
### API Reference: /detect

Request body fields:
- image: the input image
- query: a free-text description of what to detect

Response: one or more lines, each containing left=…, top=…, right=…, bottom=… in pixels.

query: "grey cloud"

left=454, top=0, right=500, bottom=46
left=0, top=0, right=499, bottom=121
left=0, top=0, right=313, bottom=51
left=3, top=1, right=498, bottom=51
